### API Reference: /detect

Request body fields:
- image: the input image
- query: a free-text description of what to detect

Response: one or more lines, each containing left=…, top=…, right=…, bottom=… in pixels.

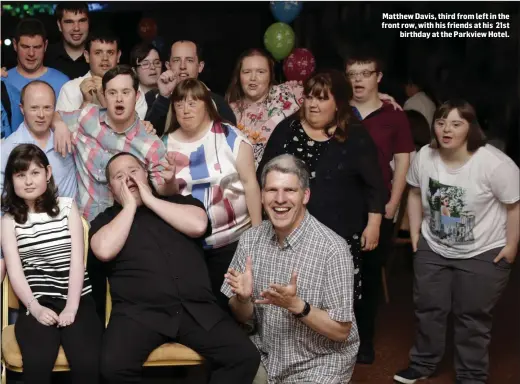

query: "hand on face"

left=129, top=174, right=155, bottom=207
left=119, top=176, right=137, bottom=210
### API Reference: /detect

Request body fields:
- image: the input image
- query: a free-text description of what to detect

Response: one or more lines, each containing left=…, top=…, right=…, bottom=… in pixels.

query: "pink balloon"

left=283, top=48, right=316, bottom=82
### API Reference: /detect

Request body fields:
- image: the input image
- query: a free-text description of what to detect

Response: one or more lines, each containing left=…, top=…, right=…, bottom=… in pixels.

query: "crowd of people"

left=1, top=3, right=518, bottom=384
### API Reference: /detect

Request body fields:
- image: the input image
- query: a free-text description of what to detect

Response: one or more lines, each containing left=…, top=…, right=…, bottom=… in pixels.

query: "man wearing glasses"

left=345, top=48, right=415, bottom=365
left=129, top=43, right=162, bottom=111
left=56, top=30, right=148, bottom=119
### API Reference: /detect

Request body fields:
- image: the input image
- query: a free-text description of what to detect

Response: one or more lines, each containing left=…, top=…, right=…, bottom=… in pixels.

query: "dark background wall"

left=1, top=1, right=519, bottom=162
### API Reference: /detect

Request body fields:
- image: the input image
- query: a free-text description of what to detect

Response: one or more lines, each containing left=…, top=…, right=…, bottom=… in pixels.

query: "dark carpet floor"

left=6, top=247, right=519, bottom=384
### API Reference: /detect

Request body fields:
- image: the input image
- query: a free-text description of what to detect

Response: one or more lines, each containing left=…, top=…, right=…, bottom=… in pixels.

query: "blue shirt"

left=4, top=67, right=69, bottom=96
left=1, top=80, right=24, bottom=138
left=1, top=122, right=78, bottom=199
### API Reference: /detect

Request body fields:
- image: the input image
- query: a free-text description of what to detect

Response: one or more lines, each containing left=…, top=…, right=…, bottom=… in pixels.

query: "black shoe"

left=356, top=342, right=375, bottom=364
left=393, top=367, right=429, bottom=383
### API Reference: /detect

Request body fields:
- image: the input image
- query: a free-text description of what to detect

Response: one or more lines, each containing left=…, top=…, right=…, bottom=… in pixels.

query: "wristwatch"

left=293, top=301, right=311, bottom=318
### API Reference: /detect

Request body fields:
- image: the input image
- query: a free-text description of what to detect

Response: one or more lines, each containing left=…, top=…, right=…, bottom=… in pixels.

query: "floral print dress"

left=230, top=82, right=304, bottom=167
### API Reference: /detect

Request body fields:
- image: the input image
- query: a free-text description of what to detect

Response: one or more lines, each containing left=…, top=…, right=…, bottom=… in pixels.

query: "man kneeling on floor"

left=89, top=152, right=260, bottom=383
left=222, top=154, right=360, bottom=384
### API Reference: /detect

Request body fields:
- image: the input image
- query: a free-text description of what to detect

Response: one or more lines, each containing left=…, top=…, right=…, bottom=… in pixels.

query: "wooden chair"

left=381, top=185, right=412, bottom=304
left=104, top=283, right=204, bottom=367
left=1, top=217, right=90, bottom=382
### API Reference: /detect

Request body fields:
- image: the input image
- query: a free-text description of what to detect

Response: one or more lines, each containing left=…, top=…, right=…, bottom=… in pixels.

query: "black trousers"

left=100, top=309, right=260, bottom=383
left=204, top=241, right=238, bottom=313
left=355, top=217, right=394, bottom=345
left=15, top=295, right=102, bottom=384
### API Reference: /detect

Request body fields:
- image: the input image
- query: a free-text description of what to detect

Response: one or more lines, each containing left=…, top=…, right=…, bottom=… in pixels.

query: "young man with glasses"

left=130, top=43, right=162, bottom=111
left=56, top=31, right=148, bottom=119
left=345, top=49, right=415, bottom=365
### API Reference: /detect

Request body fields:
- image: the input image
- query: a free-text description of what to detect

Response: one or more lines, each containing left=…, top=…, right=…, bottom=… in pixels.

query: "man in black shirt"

left=89, top=152, right=259, bottom=383
left=45, top=2, right=90, bottom=80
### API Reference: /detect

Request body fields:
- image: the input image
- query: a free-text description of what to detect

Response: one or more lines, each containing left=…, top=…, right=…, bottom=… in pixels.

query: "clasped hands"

left=224, top=256, right=305, bottom=314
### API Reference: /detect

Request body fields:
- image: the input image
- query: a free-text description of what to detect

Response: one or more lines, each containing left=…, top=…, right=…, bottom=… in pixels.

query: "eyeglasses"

left=346, top=70, right=378, bottom=79
left=137, top=60, right=162, bottom=69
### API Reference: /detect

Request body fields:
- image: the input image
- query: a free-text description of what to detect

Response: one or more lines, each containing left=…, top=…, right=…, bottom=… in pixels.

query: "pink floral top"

left=230, top=82, right=304, bottom=166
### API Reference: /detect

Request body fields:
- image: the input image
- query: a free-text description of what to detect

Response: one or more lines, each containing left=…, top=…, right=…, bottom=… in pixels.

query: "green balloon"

left=264, top=22, right=295, bottom=61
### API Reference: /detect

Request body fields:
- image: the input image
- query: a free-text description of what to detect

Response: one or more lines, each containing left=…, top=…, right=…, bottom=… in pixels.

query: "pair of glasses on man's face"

left=137, top=60, right=162, bottom=69
left=346, top=70, right=378, bottom=79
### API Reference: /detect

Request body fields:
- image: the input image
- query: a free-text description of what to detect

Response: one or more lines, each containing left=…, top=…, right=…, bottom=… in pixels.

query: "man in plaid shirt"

left=222, top=154, right=360, bottom=384
left=52, top=65, right=177, bottom=221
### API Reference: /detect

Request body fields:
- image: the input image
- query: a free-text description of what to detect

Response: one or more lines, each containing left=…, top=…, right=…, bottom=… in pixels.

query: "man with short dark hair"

left=45, top=2, right=90, bottom=80
left=345, top=47, right=415, bottom=364
left=89, top=152, right=260, bottom=383
left=53, top=65, right=176, bottom=222
left=5, top=18, right=69, bottom=95
left=222, top=154, right=359, bottom=384
left=145, top=39, right=236, bottom=136
left=56, top=31, right=148, bottom=119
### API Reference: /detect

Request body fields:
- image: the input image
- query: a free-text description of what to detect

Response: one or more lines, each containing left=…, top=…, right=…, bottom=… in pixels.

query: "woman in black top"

left=257, top=69, right=387, bottom=302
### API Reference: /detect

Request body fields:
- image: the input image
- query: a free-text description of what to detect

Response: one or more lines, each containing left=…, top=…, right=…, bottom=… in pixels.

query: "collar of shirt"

left=99, top=109, right=140, bottom=140
left=268, top=210, right=311, bottom=250
left=54, top=42, right=86, bottom=63
left=12, top=122, right=55, bottom=153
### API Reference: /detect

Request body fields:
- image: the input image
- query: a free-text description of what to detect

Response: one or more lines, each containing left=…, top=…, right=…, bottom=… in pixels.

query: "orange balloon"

left=138, top=18, right=157, bottom=40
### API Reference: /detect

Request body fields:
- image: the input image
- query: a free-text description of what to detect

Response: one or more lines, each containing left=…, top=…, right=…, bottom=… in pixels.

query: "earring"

left=47, top=180, right=50, bottom=184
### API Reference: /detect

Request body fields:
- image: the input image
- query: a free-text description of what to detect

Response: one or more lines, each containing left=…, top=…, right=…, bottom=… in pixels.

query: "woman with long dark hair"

left=1, top=144, right=101, bottom=384
left=257, top=69, right=387, bottom=306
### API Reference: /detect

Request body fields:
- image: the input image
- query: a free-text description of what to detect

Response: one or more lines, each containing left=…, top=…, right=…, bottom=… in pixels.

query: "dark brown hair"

left=55, top=2, right=89, bottom=22
left=430, top=99, right=487, bottom=152
left=299, top=69, right=355, bottom=143
left=165, top=78, right=223, bottom=135
left=405, top=109, right=431, bottom=150
left=102, top=65, right=139, bottom=93
left=225, top=48, right=276, bottom=105
left=1, top=144, right=59, bottom=224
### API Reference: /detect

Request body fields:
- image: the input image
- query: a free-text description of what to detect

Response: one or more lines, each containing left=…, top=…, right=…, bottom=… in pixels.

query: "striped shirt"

left=59, top=104, right=167, bottom=221
left=14, top=197, right=91, bottom=300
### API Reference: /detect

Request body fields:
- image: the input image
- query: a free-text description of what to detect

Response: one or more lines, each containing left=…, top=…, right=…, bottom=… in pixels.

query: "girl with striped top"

left=1, top=144, right=101, bottom=384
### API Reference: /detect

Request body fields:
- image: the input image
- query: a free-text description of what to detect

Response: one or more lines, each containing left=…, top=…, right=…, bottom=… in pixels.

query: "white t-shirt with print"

left=407, top=144, right=519, bottom=259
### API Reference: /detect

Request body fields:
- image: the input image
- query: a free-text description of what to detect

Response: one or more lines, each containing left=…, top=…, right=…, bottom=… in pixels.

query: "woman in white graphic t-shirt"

left=394, top=100, right=519, bottom=384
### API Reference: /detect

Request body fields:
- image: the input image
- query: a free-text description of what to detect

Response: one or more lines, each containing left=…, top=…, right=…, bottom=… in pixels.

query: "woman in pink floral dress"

left=226, top=49, right=304, bottom=166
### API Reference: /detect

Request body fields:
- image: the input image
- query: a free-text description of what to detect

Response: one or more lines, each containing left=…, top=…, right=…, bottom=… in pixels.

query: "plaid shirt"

left=60, top=105, right=166, bottom=221
left=222, top=211, right=360, bottom=384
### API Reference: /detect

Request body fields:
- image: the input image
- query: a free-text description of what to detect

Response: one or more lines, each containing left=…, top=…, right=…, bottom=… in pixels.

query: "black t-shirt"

left=88, top=194, right=225, bottom=337
left=44, top=42, right=89, bottom=80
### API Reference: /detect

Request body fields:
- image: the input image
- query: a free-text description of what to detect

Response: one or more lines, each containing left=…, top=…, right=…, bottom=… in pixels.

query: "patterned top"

left=230, top=83, right=304, bottom=166
left=14, top=197, right=91, bottom=300
left=221, top=211, right=360, bottom=384
left=60, top=105, right=167, bottom=222
left=162, top=121, right=252, bottom=249
left=282, top=120, right=331, bottom=180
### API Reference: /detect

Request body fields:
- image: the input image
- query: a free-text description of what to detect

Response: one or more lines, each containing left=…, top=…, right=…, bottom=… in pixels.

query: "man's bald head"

left=20, top=80, right=56, bottom=106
